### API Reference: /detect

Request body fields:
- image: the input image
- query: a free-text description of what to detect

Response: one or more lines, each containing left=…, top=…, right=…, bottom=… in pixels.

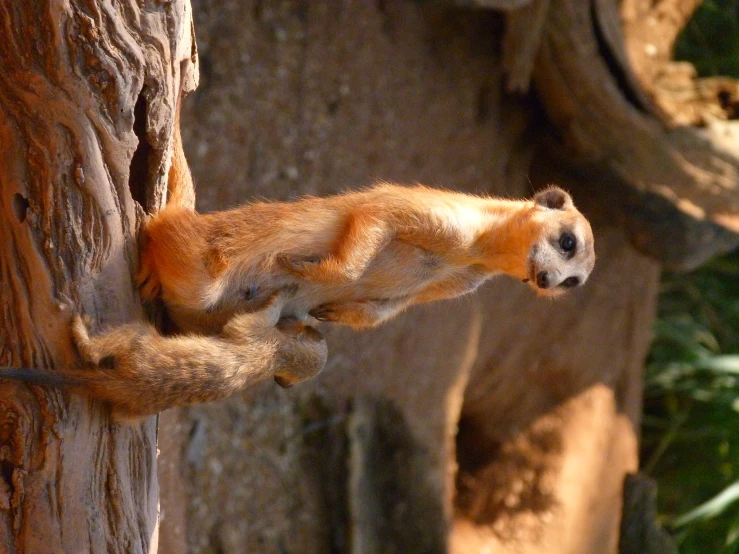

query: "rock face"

left=154, top=3, right=665, bottom=554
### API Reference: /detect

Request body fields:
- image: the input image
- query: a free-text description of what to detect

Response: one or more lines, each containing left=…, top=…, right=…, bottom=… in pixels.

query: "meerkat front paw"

left=308, top=303, right=342, bottom=322
left=309, top=301, right=383, bottom=328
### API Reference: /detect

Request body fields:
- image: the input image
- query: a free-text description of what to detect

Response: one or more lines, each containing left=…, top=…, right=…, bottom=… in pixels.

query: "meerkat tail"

left=0, top=367, right=86, bottom=388
left=166, top=104, right=196, bottom=210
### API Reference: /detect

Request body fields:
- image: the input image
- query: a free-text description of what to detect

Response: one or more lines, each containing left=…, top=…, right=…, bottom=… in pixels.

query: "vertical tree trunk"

left=0, top=1, right=196, bottom=552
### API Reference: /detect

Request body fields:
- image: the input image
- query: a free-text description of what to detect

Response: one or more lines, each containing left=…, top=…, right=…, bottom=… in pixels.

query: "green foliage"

left=644, top=2, right=739, bottom=551
left=674, top=0, right=739, bottom=78
left=643, top=252, right=739, bottom=553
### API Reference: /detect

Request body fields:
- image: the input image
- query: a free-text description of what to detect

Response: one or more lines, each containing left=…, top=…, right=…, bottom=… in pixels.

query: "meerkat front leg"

left=279, top=208, right=393, bottom=284
left=309, top=297, right=414, bottom=328
left=409, top=267, right=490, bottom=305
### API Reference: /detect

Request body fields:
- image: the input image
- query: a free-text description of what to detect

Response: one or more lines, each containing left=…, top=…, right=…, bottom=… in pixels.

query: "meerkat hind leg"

left=72, top=315, right=153, bottom=365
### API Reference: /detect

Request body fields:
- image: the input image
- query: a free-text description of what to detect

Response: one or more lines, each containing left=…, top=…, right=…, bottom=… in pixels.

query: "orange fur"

left=139, top=128, right=595, bottom=336
left=1, top=110, right=594, bottom=415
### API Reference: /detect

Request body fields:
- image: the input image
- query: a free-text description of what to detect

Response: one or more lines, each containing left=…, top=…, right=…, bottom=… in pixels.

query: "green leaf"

left=674, top=481, right=739, bottom=528
left=697, top=357, right=739, bottom=375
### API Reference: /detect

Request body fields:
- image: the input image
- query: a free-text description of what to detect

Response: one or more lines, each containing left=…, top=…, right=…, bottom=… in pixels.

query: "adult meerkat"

left=0, top=292, right=327, bottom=419
left=139, top=126, right=595, bottom=333
left=0, top=120, right=594, bottom=416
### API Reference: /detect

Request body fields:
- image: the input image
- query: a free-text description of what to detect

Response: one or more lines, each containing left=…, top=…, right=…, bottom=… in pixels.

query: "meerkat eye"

left=559, top=233, right=576, bottom=253
left=561, top=276, right=580, bottom=288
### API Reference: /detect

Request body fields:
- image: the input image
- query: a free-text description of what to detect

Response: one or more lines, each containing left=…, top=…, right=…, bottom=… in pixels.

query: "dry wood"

left=0, top=1, right=196, bottom=552
left=622, top=0, right=704, bottom=87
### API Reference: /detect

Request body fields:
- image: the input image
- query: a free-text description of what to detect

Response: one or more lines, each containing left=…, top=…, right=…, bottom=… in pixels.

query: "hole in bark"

left=253, top=0, right=263, bottom=21
left=129, top=90, right=152, bottom=209
left=12, top=193, right=29, bottom=223
left=590, top=3, right=648, bottom=113
left=0, top=460, right=14, bottom=489
left=327, top=98, right=340, bottom=115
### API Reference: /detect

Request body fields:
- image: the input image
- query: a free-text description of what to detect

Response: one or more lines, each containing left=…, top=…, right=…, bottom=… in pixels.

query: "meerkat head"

left=523, top=186, right=595, bottom=297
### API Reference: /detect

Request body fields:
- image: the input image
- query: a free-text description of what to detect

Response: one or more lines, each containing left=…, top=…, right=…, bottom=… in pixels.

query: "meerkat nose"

left=536, top=271, right=549, bottom=289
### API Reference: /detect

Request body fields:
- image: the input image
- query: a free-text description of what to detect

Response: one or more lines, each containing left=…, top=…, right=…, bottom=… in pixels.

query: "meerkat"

left=0, top=292, right=327, bottom=420
left=0, top=114, right=594, bottom=416
left=138, top=125, right=595, bottom=334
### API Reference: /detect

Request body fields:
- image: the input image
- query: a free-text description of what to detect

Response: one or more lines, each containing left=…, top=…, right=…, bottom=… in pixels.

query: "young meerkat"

left=0, top=292, right=327, bottom=420
left=139, top=127, right=595, bottom=334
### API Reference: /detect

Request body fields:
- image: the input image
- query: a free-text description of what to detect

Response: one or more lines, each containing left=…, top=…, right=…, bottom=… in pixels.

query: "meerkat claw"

left=309, top=305, right=338, bottom=322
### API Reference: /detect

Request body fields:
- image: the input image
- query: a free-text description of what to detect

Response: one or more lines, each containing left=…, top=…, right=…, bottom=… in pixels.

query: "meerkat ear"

left=533, top=187, right=573, bottom=210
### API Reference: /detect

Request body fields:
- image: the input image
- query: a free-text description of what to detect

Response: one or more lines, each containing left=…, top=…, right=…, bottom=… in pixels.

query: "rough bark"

left=0, top=1, right=196, bottom=552
left=348, top=396, right=447, bottom=554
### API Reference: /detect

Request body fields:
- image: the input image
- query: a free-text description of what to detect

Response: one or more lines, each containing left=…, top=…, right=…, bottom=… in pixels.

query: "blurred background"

left=156, top=1, right=739, bottom=553
left=642, top=2, right=739, bottom=553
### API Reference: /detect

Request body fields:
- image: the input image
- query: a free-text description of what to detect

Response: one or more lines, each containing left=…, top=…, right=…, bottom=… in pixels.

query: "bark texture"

left=0, top=1, right=196, bottom=552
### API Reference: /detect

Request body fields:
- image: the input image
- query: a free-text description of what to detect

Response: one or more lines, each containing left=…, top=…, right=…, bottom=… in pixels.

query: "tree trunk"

left=0, top=1, right=196, bottom=552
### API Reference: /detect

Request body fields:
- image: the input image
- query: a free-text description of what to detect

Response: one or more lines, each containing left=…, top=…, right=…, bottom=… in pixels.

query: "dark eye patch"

left=560, top=276, right=580, bottom=289
left=559, top=232, right=576, bottom=256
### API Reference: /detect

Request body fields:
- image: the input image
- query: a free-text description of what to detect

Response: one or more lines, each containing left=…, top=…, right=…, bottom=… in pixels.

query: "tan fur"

left=0, top=293, right=327, bottom=420
left=3, top=114, right=593, bottom=417
left=138, top=134, right=595, bottom=336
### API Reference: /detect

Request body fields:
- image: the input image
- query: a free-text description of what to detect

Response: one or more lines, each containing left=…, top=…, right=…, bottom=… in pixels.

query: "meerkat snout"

left=535, top=272, right=581, bottom=290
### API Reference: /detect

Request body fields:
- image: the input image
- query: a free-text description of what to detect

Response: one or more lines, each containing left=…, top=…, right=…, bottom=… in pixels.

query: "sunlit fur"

left=139, top=142, right=595, bottom=335
left=0, top=120, right=594, bottom=416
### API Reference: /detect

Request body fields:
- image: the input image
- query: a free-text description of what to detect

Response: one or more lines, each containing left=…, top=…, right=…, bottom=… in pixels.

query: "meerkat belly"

left=281, top=241, right=454, bottom=316
left=357, top=241, right=450, bottom=293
